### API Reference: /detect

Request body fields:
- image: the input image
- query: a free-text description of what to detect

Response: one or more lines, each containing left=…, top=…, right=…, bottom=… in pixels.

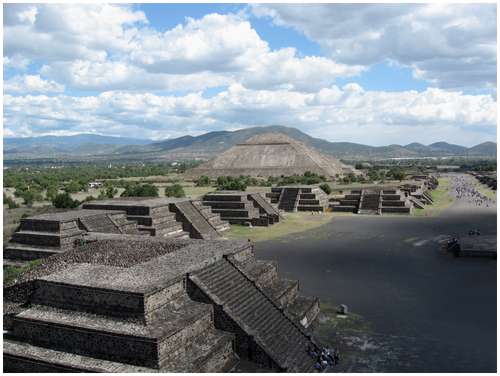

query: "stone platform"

left=82, top=198, right=189, bottom=238
left=82, top=197, right=229, bottom=239
left=330, top=189, right=412, bottom=215
left=4, top=209, right=139, bottom=264
left=4, top=237, right=322, bottom=372
left=267, top=186, right=328, bottom=212
left=202, top=191, right=279, bottom=226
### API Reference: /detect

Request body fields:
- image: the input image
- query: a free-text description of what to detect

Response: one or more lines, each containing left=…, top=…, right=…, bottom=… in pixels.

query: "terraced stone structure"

left=331, top=189, right=412, bottom=215
left=267, top=186, right=328, bottom=212
left=4, top=209, right=139, bottom=265
left=82, top=198, right=189, bottom=238
left=471, top=172, right=497, bottom=191
left=187, top=132, right=355, bottom=179
left=400, top=182, right=434, bottom=207
left=202, top=191, right=280, bottom=226
left=82, top=197, right=229, bottom=239
left=4, top=237, right=321, bottom=372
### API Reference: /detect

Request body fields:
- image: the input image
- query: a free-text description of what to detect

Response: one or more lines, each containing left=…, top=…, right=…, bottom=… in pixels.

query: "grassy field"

left=413, top=177, right=454, bottom=217
left=225, top=211, right=335, bottom=242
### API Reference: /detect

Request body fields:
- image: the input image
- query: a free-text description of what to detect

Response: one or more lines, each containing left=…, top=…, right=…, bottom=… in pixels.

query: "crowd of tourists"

left=308, top=345, right=340, bottom=371
left=451, top=175, right=495, bottom=208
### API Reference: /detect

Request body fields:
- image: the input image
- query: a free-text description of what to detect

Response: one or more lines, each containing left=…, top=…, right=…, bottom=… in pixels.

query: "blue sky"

left=3, top=3, right=497, bottom=146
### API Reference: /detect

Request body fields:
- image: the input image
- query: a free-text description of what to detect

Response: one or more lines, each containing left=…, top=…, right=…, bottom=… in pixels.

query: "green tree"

left=216, top=176, right=247, bottom=191
left=195, top=176, right=211, bottom=187
left=65, top=180, right=82, bottom=193
left=46, top=185, right=59, bottom=201
left=52, top=192, right=80, bottom=209
left=165, top=184, right=185, bottom=198
left=319, top=183, right=332, bottom=195
left=121, top=183, right=159, bottom=197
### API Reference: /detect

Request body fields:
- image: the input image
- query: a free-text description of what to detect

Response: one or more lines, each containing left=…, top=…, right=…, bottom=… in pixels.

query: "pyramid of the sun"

left=187, top=133, right=354, bottom=178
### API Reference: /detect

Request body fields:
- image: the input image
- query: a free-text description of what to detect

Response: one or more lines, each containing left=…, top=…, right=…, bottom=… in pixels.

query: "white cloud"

left=4, top=4, right=146, bottom=62
left=130, top=13, right=268, bottom=74
left=40, top=60, right=231, bottom=92
left=4, top=85, right=496, bottom=145
left=4, top=75, right=64, bottom=94
left=251, top=4, right=497, bottom=90
left=4, top=6, right=362, bottom=93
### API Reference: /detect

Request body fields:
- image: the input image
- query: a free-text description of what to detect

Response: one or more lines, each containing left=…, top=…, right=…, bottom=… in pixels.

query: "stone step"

left=331, top=205, right=357, bottom=213
left=173, top=201, right=220, bottom=240
left=11, top=231, right=65, bottom=247
left=267, top=279, right=299, bottom=308
left=237, top=259, right=278, bottom=286
left=31, top=275, right=185, bottom=320
left=127, top=215, right=176, bottom=227
left=3, top=339, right=155, bottom=373
left=10, top=296, right=214, bottom=369
left=287, top=296, right=320, bottom=329
left=4, top=243, right=64, bottom=261
left=79, top=215, right=121, bottom=234
left=211, top=208, right=259, bottom=218
left=297, top=205, right=324, bottom=211
left=159, top=328, right=238, bottom=372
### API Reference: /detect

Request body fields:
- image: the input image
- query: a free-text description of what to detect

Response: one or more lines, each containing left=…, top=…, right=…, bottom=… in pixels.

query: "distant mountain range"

left=3, top=126, right=496, bottom=161
left=4, top=134, right=151, bottom=158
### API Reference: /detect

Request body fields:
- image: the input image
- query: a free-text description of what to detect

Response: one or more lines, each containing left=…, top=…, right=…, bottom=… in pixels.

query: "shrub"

left=195, top=176, right=211, bottom=187
left=3, top=194, right=18, bottom=209
left=121, top=183, right=159, bottom=197
left=165, top=184, right=185, bottom=198
left=52, top=192, right=80, bottom=209
left=216, top=176, right=247, bottom=191
left=319, top=183, right=332, bottom=195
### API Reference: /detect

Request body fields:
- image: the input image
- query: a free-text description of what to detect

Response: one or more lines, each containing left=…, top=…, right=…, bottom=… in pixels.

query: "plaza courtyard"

left=254, top=174, right=496, bottom=372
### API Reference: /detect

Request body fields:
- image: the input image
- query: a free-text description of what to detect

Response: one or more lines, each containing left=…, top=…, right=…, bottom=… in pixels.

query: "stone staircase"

left=170, top=201, right=222, bottom=240
left=272, top=186, right=328, bottom=212
left=357, top=190, right=381, bottom=215
left=277, top=188, right=300, bottom=211
left=189, top=258, right=319, bottom=372
left=79, top=213, right=121, bottom=234
left=191, top=200, right=230, bottom=233
left=248, top=193, right=281, bottom=224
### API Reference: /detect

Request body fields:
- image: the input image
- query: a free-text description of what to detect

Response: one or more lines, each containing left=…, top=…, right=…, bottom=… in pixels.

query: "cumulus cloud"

left=4, top=85, right=496, bottom=145
left=4, top=75, right=64, bottom=94
left=4, top=5, right=361, bottom=93
left=4, top=4, right=146, bottom=62
left=2, top=4, right=497, bottom=145
left=251, top=3, right=497, bottom=90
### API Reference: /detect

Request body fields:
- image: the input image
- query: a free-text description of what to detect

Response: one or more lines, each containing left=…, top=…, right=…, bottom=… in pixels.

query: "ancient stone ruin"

left=202, top=191, right=280, bottom=226
left=5, top=198, right=230, bottom=266
left=330, top=189, right=413, bottom=215
left=267, top=186, right=329, bottom=212
left=471, top=172, right=497, bottom=191
left=187, top=132, right=355, bottom=179
left=4, top=237, right=321, bottom=372
left=4, top=209, right=139, bottom=266
left=83, top=197, right=229, bottom=240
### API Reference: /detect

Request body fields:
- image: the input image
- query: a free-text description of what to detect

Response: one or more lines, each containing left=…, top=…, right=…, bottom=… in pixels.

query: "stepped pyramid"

left=187, top=133, right=354, bottom=179
left=4, top=237, right=322, bottom=372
